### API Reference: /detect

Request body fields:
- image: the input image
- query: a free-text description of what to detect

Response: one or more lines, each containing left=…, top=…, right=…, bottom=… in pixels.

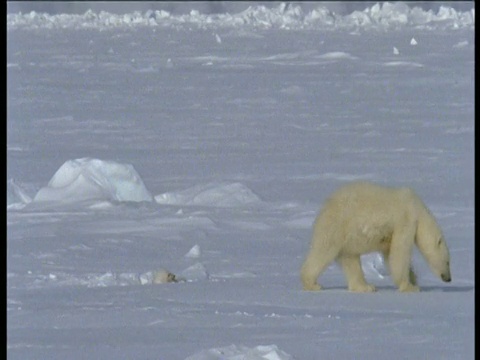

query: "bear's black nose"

left=441, top=274, right=451, bottom=282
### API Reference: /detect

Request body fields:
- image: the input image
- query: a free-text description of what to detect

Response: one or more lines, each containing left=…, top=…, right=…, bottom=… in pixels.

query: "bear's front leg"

left=382, top=250, right=418, bottom=291
left=338, top=255, right=376, bottom=292
left=388, top=227, right=419, bottom=292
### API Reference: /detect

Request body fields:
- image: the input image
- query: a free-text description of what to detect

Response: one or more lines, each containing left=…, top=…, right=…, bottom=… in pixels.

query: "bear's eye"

left=437, top=238, right=442, bottom=246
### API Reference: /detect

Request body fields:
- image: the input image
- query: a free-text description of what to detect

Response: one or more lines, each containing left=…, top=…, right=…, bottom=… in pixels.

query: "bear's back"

left=321, top=181, right=417, bottom=222
left=316, top=182, right=419, bottom=252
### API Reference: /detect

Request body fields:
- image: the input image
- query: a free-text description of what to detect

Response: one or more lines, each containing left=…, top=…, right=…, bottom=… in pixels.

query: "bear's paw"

left=348, top=283, right=377, bottom=293
left=398, top=283, right=420, bottom=292
left=303, top=283, right=322, bottom=291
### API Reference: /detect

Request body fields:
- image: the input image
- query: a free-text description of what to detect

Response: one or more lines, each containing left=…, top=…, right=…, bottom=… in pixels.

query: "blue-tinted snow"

left=7, top=2, right=474, bottom=359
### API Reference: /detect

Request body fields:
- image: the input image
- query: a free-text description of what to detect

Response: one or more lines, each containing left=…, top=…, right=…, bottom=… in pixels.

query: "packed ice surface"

left=155, top=182, right=263, bottom=207
left=7, top=2, right=474, bottom=360
left=7, top=179, right=32, bottom=209
left=6, top=2, right=475, bottom=31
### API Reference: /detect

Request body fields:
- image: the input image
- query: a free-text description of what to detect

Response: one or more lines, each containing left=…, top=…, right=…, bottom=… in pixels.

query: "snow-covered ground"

left=7, top=2, right=474, bottom=359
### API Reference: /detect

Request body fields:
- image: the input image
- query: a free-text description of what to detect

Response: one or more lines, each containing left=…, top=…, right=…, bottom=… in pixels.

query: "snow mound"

left=155, top=182, right=262, bottom=208
left=185, top=344, right=294, bottom=360
left=7, top=179, right=32, bottom=209
left=33, top=158, right=153, bottom=204
left=7, top=3, right=474, bottom=31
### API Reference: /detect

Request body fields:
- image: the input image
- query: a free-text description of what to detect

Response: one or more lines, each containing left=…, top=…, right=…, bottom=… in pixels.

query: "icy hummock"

left=155, top=182, right=262, bottom=208
left=7, top=2, right=475, bottom=31
left=185, top=344, right=294, bottom=360
left=179, top=262, right=209, bottom=282
left=33, top=158, right=153, bottom=204
left=8, top=158, right=264, bottom=209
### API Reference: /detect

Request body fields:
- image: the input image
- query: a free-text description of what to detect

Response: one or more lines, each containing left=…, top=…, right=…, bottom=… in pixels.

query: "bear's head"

left=415, top=209, right=451, bottom=283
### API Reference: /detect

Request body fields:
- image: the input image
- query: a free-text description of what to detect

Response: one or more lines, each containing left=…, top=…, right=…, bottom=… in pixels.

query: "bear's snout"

left=441, top=273, right=451, bottom=282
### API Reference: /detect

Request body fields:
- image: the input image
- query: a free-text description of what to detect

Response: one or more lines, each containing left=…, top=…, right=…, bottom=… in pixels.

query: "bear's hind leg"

left=300, top=246, right=338, bottom=291
left=338, top=254, right=376, bottom=292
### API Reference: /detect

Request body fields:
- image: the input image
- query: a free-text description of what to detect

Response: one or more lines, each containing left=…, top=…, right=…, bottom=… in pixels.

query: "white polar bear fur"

left=301, top=182, right=451, bottom=292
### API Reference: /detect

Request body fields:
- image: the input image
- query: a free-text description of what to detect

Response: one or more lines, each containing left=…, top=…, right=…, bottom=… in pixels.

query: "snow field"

left=7, top=2, right=474, bottom=359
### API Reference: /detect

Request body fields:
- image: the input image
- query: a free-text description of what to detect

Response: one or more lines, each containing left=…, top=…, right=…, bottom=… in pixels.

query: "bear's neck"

left=415, top=206, right=438, bottom=255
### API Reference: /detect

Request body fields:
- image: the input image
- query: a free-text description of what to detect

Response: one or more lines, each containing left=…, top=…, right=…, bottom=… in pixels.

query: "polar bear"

left=300, top=182, right=451, bottom=292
